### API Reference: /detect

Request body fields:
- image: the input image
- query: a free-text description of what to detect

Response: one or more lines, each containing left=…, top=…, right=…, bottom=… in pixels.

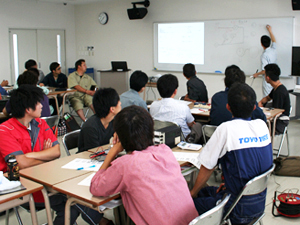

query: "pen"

left=90, top=151, right=106, bottom=159
left=77, top=165, right=96, bottom=170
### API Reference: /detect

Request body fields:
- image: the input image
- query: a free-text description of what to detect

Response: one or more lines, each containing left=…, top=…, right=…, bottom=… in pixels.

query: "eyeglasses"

left=56, top=67, right=61, bottom=70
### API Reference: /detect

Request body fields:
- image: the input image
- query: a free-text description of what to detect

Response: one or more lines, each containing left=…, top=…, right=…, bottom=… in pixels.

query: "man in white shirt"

left=253, top=25, right=277, bottom=97
left=150, top=74, right=202, bottom=143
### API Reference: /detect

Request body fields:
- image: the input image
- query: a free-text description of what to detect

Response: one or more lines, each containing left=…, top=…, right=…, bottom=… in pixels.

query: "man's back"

left=120, top=89, right=147, bottom=110
left=199, top=118, right=273, bottom=224
left=270, top=84, right=290, bottom=117
left=150, top=98, right=194, bottom=137
left=187, top=76, right=208, bottom=102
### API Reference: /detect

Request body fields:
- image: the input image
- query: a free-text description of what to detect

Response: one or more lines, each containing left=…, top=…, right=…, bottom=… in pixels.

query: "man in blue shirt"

left=210, top=65, right=266, bottom=126
left=0, top=80, right=8, bottom=95
left=120, top=70, right=148, bottom=110
left=191, top=83, right=273, bottom=224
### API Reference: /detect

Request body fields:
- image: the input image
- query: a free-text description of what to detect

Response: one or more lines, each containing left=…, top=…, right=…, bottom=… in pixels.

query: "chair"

left=62, top=129, right=81, bottom=156
left=221, top=164, right=276, bottom=225
left=41, top=115, right=59, bottom=134
left=272, top=107, right=292, bottom=158
left=202, top=125, right=217, bottom=145
left=189, top=194, right=231, bottom=225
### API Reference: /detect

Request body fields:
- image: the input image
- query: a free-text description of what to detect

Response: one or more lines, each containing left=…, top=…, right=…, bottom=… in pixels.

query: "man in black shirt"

left=258, top=64, right=290, bottom=133
left=183, top=63, right=208, bottom=103
left=40, top=62, right=67, bottom=88
left=78, top=88, right=121, bottom=152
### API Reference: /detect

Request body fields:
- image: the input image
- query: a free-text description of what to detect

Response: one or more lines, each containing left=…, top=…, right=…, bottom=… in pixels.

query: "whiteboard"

left=153, top=17, right=294, bottom=76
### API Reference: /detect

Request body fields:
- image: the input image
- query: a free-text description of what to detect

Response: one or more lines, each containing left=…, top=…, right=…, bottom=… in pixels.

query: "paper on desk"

left=78, top=173, right=96, bottom=186
left=62, top=158, right=103, bottom=171
left=190, top=108, right=208, bottom=114
left=0, top=171, right=22, bottom=192
left=173, top=152, right=201, bottom=169
left=99, top=199, right=123, bottom=211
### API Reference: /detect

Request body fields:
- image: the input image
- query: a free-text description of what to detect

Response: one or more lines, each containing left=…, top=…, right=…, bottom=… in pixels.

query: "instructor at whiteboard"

left=253, top=25, right=277, bottom=97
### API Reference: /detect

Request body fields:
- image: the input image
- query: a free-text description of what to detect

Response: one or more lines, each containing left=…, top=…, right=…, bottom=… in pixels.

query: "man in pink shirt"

left=90, top=105, right=198, bottom=225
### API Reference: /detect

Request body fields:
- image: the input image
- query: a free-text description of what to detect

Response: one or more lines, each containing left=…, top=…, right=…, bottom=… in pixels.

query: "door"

left=9, top=29, right=66, bottom=84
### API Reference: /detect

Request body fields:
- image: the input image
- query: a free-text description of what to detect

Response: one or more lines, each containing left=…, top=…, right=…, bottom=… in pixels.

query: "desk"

left=144, top=82, right=157, bottom=100
left=98, top=70, right=130, bottom=95
left=52, top=173, right=121, bottom=225
left=19, top=151, right=93, bottom=225
left=47, top=89, right=76, bottom=116
left=0, top=177, right=44, bottom=225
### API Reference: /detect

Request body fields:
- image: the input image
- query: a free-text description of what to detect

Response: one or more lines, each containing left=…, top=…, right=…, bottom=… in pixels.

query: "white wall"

left=0, top=0, right=76, bottom=83
left=74, top=0, right=300, bottom=113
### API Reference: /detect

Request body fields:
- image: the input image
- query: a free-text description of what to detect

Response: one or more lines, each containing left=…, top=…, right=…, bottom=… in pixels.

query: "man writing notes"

left=253, top=25, right=277, bottom=97
left=68, top=59, right=97, bottom=122
left=258, top=64, right=290, bottom=134
left=191, top=83, right=273, bottom=224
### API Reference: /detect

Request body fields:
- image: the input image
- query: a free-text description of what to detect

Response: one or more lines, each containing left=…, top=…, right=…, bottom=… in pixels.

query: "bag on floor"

left=273, top=156, right=300, bottom=177
left=63, top=112, right=80, bottom=132
left=57, top=118, right=67, bottom=136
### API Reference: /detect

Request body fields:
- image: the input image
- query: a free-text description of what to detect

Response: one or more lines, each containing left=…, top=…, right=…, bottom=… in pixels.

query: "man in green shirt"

left=68, top=59, right=97, bottom=121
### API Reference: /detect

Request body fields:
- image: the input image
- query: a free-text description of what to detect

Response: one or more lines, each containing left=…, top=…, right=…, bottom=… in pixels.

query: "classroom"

left=0, top=0, right=300, bottom=224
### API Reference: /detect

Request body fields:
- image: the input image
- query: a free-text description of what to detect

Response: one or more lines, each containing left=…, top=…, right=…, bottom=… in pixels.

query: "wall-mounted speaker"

left=292, top=0, right=300, bottom=10
left=127, top=8, right=148, bottom=20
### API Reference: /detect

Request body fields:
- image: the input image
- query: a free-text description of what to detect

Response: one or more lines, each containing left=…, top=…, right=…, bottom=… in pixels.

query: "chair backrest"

left=202, top=125, right=217, bottom=144
left=222, top=164, right=275, bottom=223
left=41, top=115, right=59, bottom=133
left=189, top=194, right=231, bottom=225
left=62, top=129, right=81, bottom=156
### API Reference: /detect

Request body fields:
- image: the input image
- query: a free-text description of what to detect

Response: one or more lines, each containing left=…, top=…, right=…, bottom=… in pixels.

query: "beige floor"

left=1, top=119, right=300, bottom=224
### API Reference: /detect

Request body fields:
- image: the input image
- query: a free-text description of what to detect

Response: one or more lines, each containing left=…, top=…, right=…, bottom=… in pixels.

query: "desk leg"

left=28, top=194, right=39, bottom=225
left=65, top=197, right=77, bottom=225
left=41, top=188, right=53, bottom=225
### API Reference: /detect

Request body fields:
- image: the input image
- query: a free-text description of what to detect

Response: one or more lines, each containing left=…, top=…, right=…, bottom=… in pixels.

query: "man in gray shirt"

left=120, top=70, right=148, bottom=110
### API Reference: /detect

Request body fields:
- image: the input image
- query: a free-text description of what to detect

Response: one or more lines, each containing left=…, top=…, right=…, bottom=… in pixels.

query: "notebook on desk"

left=111, top=61, right=129, bottom=72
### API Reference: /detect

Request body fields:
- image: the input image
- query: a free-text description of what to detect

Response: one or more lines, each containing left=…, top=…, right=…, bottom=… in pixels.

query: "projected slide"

left=157, top=22, right=204, bottom=65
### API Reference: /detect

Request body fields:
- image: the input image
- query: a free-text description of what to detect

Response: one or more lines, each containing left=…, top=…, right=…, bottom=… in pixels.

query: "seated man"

left=90, top=105, right=198, bottom=225
left=191, top=83, right=273, bottom=225
left=120, top=70, right=148, bottom=110
left=68, top=59, right=97, bottom=122
left=210, top=65, right=266, bottom=126
left=150, top=74, right=202, bottom=143
left=0, top=85, right=110, bottom=225
left=25, top=59, right=45, bottom=83
left=183, top=63, right=208, bottom=102
left=0, top=80, right=9, bottom=95
left=3, top=71, right=51, bottom=117
left=78, top=88, right=121, bottom=153
left=258, top=63, right=291, bottom=133
left=40, top=62, right=68, bottom=88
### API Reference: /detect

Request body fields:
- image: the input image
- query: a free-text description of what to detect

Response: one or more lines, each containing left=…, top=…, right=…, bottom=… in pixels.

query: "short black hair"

left=183, top=63, right=196, bottom=78
left=50, top=62, right=60, bottom=72
left=157, top=74, right=178, bottom=98
left=130, top=70, right=148, bottom=92
left=264, top=63, right=281, bottom=81
left=228, top=83, right=256, bottom=119
left=24, top=59, right=37, bottom=69
left=75, top=59, right=85, bottom=70
left=93, top=88, right=119, bottom=118
left=261, top=35, right=271, bottom=48
left=10, top=84, right=44, bottom=119
left=114, top=105, right=154, bottom=152
left=17, top=70, right=39, bottom=86
left=224, top=65, right=245, bottom=88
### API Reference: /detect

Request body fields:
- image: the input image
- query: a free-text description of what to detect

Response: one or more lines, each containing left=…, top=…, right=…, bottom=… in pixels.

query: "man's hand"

left=216, top=183, right=226, bottom=193
left=86, top=90, right=95, bottom=96
left=43, top=138, right=53, bottom=149
left=1, top=80, right=8, bottom=87
left=112, top=132, right=120, bottom=145
left=266, top=25, right=272, bottom=32
left=39, top=83, right=45, bottom=87
left=253, top=73, right=259, bottom=78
